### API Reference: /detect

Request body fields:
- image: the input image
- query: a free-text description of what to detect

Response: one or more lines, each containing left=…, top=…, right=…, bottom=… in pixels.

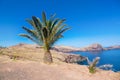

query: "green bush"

left=87, top=57, right=100, bottom=73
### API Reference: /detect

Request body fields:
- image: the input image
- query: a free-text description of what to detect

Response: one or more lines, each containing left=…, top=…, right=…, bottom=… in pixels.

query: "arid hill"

left=53, top=43, right=120, bottom=53
left=0, top=43, right=120, bottom=80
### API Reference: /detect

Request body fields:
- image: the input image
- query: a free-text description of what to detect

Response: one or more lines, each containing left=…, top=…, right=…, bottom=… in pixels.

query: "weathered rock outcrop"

left=64, top=54, right=87, bottom=63
left=84, top=43, right=103, bottom=52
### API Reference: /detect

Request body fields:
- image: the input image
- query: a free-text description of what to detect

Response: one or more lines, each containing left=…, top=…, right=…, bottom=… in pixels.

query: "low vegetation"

left=87, top=57, right=100, bottom=73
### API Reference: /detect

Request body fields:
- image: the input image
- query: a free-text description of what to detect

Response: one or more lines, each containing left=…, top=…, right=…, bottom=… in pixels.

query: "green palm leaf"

left=42, top=11, right=47, bottom=26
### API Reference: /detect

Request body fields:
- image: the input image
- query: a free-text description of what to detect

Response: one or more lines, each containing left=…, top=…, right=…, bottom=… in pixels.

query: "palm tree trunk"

left=43, top=50, right=53, bottom=64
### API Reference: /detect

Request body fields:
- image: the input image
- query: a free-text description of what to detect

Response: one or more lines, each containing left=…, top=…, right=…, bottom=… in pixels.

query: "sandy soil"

left=0, top=56, right=120, bottom=80
left=0, top=44, right=120, bottom=80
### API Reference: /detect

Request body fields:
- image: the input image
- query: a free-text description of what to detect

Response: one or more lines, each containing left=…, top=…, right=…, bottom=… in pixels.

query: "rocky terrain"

left=0, top=43, right=87, bottom=64
left=52, top=43, right=120, bottom=53
left=1, top=43, right=120, bottom=55
left=104, top=45, right=120, bottom=50
left=0, top=43, right=120, bottom=80
left=80, top=44, right=103, bottom=52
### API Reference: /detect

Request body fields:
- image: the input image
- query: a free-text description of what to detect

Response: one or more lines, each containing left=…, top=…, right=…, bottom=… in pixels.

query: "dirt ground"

left=0, top=44, right=120, bottom=80
left=0, top=56, right=120, bottom=80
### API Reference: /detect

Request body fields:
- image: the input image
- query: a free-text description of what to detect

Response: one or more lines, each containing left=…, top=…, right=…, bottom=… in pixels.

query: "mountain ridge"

left=8, top=43, right=120, bottom=53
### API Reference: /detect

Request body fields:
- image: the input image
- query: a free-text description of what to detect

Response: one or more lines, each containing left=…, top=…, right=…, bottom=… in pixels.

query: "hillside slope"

left=0, top=43, right=120, bottom=80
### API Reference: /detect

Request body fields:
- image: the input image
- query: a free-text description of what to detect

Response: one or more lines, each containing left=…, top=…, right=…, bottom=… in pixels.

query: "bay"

left=74, top=49, right=120, bottom=72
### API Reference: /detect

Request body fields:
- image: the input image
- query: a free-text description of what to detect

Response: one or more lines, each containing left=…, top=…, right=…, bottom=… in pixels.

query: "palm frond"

left=22, top=26, right=36, bottom=37
left=42, top=11, right=47, bottom=26
left=19, top=34, right=36, bottom=43
left=32, top=16, right=44, bottom=41
left=58, top=27, right=70, bottom=36
left=55, top=19, right=66, bottom=27
left=51, top=19, right=66, bottom=35
left=32, top=16, right=42, bottom=29
left=50, top=28, right=70, bottom=46
left=50, top=18, right=60, bottom=32
left=42, top=27, right=48, bottom=38
left=19, top=34, right=43, bottom=45
left=26, top=19, right=35, bottom=27
left=48, top=14, right=56, bottom=28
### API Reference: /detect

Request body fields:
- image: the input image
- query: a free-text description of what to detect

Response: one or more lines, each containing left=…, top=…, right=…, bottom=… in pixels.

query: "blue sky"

left=0, top=0, right=120, bottom=47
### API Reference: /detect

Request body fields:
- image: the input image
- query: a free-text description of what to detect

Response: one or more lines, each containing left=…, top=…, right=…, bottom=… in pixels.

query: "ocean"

left=74, top=49, right=120, bottom=72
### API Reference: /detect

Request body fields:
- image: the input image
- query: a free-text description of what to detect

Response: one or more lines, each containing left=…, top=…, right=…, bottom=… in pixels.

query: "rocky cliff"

left=83, top=43, right=103, bottom=52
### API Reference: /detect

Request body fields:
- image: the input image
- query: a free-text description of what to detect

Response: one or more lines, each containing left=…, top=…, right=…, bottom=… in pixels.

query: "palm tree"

left=19, top=12, right=70, bottom=64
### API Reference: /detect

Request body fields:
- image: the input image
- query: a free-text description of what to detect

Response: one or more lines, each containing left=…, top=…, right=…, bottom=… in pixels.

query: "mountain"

left=82, top=43, right=103, bottom=52
left=53, top=43, right=120, bottom=53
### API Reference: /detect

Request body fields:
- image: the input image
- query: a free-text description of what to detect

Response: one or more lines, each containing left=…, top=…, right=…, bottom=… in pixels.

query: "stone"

left=64, top=54, right=87, bottom=63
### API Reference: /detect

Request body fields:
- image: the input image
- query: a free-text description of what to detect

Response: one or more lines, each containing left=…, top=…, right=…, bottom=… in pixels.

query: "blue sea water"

left=74, top=49, right=120, bottom=72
